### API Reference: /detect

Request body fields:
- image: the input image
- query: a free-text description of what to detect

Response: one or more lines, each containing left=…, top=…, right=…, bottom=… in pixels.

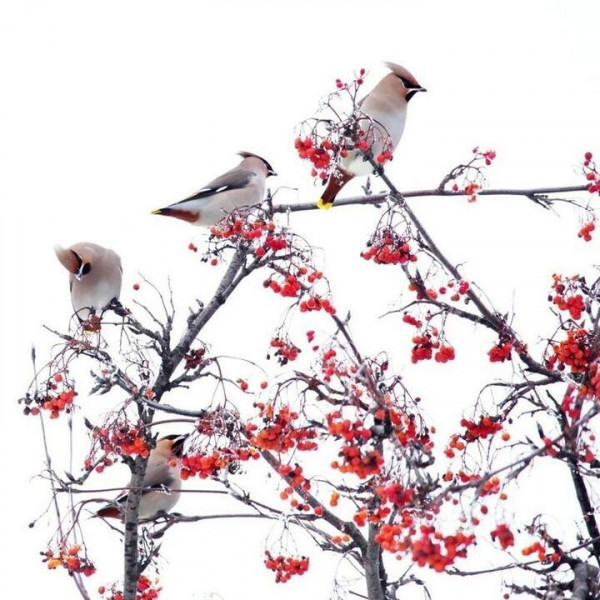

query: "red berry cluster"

left=375, top=483, right=416, bottom=509
left=547, top=328, right=592, bottom=373
left=408, top=279, right=470, bottom=303
left=99, top=576, right=161, bottom=600
left=42, top=388, right=76, bottom=419
left=561, top=384, right=580, bottom=420
left=472, top=147, right=497, bottom=166
left=180, top=451, right=226, bottom=479
left=411, top=327, right=455, bottom=364
left=264, top=552, right=309, bottom=583
left=444, top=434, right=465, bottom=458
left=580, top=361, right=600, bottom=400
left=411, top=334, right=435, bottom=363
left=264, top=266, right=335, bottom=315
left=294, top=137, right=333, bottom=180
left=554, top=293, right=585, bottom=319
left=521, top=541, right=556, bottom=562
left=583, top=151, right=600, bottom=193
left=266, top=272, right=303, bottom=297
left=459, top=416, right=503, bottom=442
left=278, top=463, right=312, bottom=506
left=550, top=275, right=586, bottom=319
left=327, top=411, right=372, bottom=443
left=269, top=337, right=301, bottom=365
left=210, top=216, right=275, bottom=243
left=376, top=149, right=393, bottom=164
left=490, top=524, right=515, bottom=550
left=435, top=344, right=455, bottom=363
left=480, top=476, right=503, bottom=497
left=44, top=545, right=95, bottom=577
left=411, top=526, right=475, bottom=572
left=402, top=313, right=422, bottom=327
left=22, top=372, right=77, bottom=419
left=362, top=227, right=417, bottom=265
left=319, top=347, right=353, bottom=384
left=209, top=214, right=296, bottom=263
left=247, top=404, right=318, bottom=453
left=335, top=68, right=366, bottom=90
left=299, top=295, right=335, bottom=314
left=180, top=448, right=254, bottom=480
left=86, top=426, right=149, bottom=474
left=331, top=446, right=384, bottom=479
left=488, top=341, right=513, bottom=363
left=579, top=221, right=596, bottom=242
left=376, top=524, right=475, bottom=572
left=381, top=407, right=433, bottom=450
left=447, top=147, right=496, bottom=202
left=376, top=520, right=414, bottom=553
left=443, top=472, right=504, bottom=501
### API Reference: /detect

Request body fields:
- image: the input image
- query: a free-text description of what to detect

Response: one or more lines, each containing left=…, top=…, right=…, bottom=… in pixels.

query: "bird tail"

left=318, top=169, right=354, bottom=210
left=95, top=505, right=122, bottom=519
left=151, top=207, right=200, bottom=223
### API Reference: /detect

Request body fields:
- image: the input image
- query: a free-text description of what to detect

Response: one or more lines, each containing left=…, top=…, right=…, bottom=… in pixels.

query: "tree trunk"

left=123, top=457, right=147, bottom=600
left=364, top=524, right=385, bottom=600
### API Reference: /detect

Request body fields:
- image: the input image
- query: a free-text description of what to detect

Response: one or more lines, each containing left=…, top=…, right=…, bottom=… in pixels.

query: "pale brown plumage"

left=95, top=435, right=187, bottom=521
left=152, top=152, right=276, bottom=227
left=55, top=242, right=122, bottom=321
left=319, top=62, right=426, bottom=208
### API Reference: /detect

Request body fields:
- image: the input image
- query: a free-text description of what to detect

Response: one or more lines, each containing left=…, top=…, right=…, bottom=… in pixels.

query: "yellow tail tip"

left=151, top=209, right=162, bottom=215
left=317, top=198, right=333, bottom=210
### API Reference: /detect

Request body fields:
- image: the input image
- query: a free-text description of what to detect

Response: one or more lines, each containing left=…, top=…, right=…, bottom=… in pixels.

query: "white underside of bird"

left=136, top=468, right=182, bottom=520
left=70, top=272, right=121, bottom=318
left=343, top=107, right=408, bottom=176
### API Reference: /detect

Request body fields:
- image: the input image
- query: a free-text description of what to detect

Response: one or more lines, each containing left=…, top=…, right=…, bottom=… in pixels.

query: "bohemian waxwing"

left=54, top=242, right=122, bottom=321
left=152, top=151, right=276, bottom=227
left=95, top=434, right=188, bottom=521
left=318, top=62, right=426, bottom=208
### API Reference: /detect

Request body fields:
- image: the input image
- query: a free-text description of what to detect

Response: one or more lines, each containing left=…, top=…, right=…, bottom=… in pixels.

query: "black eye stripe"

left=81, top=263, right=91, bottom=275
left=262, top=158, right=275, bottom=174
left=398, top=76, right=419, bottom=89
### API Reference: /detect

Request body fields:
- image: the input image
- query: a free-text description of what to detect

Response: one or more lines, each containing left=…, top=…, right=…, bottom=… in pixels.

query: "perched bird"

left=318, top=62, right=426, bottom=209
left=152, top=151, right=276, bottom=227
left=95, top=434, right=188, bottom=521
left=54, top=242, right=122, bottom=321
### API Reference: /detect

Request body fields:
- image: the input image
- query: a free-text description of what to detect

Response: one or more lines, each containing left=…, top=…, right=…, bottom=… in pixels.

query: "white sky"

left=2, top=0, right=600, bottom=598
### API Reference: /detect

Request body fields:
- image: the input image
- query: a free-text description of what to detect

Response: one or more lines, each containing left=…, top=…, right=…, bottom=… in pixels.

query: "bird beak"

left=416, top=87, right=427, bottom=93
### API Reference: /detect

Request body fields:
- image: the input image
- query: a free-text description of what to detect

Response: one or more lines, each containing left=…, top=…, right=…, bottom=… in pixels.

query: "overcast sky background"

left=2, top=1, right=600, bottom=598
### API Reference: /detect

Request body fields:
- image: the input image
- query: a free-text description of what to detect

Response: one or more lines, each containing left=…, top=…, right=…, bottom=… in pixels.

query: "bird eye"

left=81, top=263, right=91, bottom=276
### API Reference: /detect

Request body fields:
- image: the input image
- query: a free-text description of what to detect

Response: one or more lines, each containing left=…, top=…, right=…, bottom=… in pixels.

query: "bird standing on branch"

left=95, top=434, right=188, bottom=521
left=318, top=62, right=426, bottom=209
left=54, top=242, right=122, bottom=321
left=152, top=151, right=277, bottom=227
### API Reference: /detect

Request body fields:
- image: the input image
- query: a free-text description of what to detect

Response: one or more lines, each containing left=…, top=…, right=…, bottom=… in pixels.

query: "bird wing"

left=106, top=460, right=175, bottom=506
left=144, top=456, right=178, bottom=487
left=175, top=167, right=256, bottom=204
